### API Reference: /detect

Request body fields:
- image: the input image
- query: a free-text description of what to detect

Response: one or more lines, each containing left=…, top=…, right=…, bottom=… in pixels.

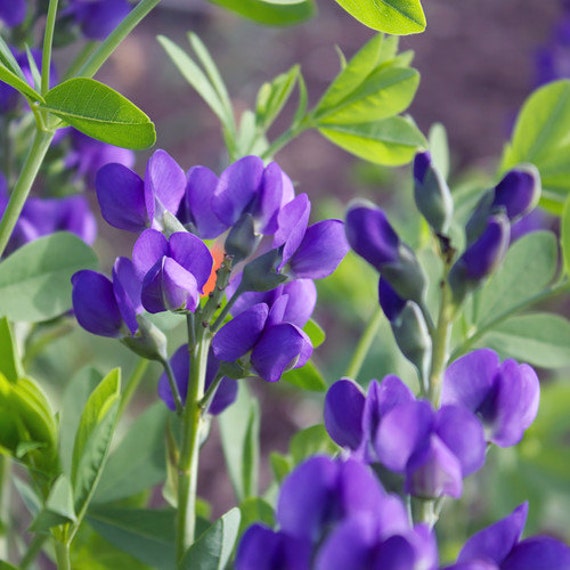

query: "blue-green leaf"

left=41, top=78, right=156, bottom=149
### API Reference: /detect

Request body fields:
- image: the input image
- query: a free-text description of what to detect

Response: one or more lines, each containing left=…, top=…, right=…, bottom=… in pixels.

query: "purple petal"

left=492, top=167, right=540, bottom=221
left=212, top=156, right=264, bottom=226
left=266, top=294, right=288, bottom=327
left=145, top=149, right=186, bottom=217
left=379, top=277, right=406, bottom=322
left=288, top=219, right=349, bottom=279
left=0, top=0, right=26, bottom=26
left=281, top=279, right=317, bottom=327
left=71, top=270, right=122, bottom=337
left=183, top=166, right=227, bottom=238
left=274, top=193, right=311, bottom=263
left=72, top=0, right=132, bottom=40
left=377, top=375, right=416, bottom=415
left=374, top=534, right=417, bottom=569
left=345, top=202, right=400, bottom=269
left=132, top=229, right=169, bottom=277
left=112, top=257, right=142, bottom=335
left=208, top=376, right=237, bottom=415
left=436, top=405, right=486, bottom=477
left=168, top=232, right=213, bottom=292
left=212, top=303, right=268, bottom=362
left=324, top=379, right=366, bottom=450
left=375, top=400, right=434, bottom=472
left=502, top=536, right=570, bottom=570
left=255, top=162, right=295, bottom=235
left=96, top=163, right=149, bottom=232
left=414, top=151, right=431, bottom=184
left=250, top=323, right=312, bottom=382
left=458, top=503, right=528, bottom=565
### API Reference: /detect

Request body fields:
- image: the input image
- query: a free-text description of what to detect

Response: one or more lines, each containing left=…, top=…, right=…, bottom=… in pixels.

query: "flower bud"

left=121, top=314, right=168, bottom=362
left=224, top=213, right=260, bottom=264
left=413, top=151, right=454, bottom=234
left=492, top=164, right=541, bottom=222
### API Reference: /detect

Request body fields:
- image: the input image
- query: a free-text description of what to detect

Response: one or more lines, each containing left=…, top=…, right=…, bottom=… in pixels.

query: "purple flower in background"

left=444, top=503, right=570, bottom=570
left=534, top=9, right=570, bottom=87
left=96, top=149, right=186, bottom=232
left=442, top=348, right=540, bottom=447
left=65, top=129, right=135, bottom=189
left=72, top=257, right=142, bottom=338
left=158, top=345, right=237, bottom=415
left=64, top=0, right=132, bottom=40
left=509, top=208, right=554, bottom=243
left=212, top=292, right=312, bottom=383
left=132, top=229, right=213, bottom=314
left=0, top=0, right=26, bottom=27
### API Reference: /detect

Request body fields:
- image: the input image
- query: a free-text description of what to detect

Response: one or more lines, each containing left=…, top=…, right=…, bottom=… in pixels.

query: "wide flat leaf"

left=319, top=115, right=426, bottom=165
left=41, top=78, right=155, bottom=150
left=333, top=0, right=426, bottom=35
left=501, top=80, right=570, bottom=214
left=479, top=313, right=570, bottom=368
left=562, top=194, right=570, bottom=277
left=181, top=508, right=241, bottom=570
left=207, top=0, right=314, bottom=26
left=0, top=232, right=97, bottom=323
left=0, top=317, right=23, bottom=382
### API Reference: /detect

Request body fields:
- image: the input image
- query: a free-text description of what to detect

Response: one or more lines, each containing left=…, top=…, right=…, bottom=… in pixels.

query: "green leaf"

left=0, top=317, right=23, bottom=382
left=256, top=65, right=299, bottom=130
left=479, top=313, right=570, bottom=368
left=94, top=403, right=168, bottom=504
left=0, top=62, right=44, bottom=103
left=72, top=368, right=121, bottom=517
left=428, top=122, right=450, bottom=180
left=290, top=424, right=339, bottom=465
left=292, top=73, right=308, bottom=129
left=238, top=497, right=275, bottom=537
left=562, top=194, right=570, bottom=277
left=333, top=0, right=426, bottom=35
left=319, top=115, right=426, bottom=166
left=0, top=562, right=19, bottom=570
left=41, top=78, right=155, bottom=150
left=0, top=35, right=26, bottom=78
left=181, top=508, right=241, bottom=570
left=206, top=0, right=315, bottom=26
left=219, top=383, right=259, bottom=502
left=0, top=232, right=97, bottom=322
left=269, top=452, right=292, bottom=484
left=88, top=507, right=175, bottom=570
left=501, top=80, right=570, bottom=214
left=281, top=359, right=327, bottom=392
left=30, top=475, right=77, bottom=532
left=304, top=318, right=325, bottom=348
left=472, top=231, right=558, bottom=328
left=317, top=67, right=420, bottom=125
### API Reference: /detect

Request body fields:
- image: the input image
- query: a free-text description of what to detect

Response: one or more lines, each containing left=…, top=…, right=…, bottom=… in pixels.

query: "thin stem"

left=54, top=539, right=71, bottom=570
left=259, top=118, right=311, bottom=161
left=0, top=456, right=10, bottom=561
left=118, top=358, right=150, bottom=417
left=344, top=310, right=383, bottom=380
left=210, top=286, right=240, bottom=333
left=21, top=533, right=48, bottom=570
left=162, top=357, right=184, bottom=416
left=41, top=0, right=59, bottom=94
left=198, top=373, right=223, bottom=413
left=76, top=0, right=161, bottom=79
left=0, top=129, right=54, bottom=258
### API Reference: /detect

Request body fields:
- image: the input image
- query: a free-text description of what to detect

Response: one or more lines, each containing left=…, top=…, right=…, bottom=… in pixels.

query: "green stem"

left=450, top=279, right=570, bottom=361
left=118, top=358, right=150, bottom=417
left=0, top=456, right=10, bottom=561
left=198, top=373, right=223, bottom=412
left=162, top=357, right=184, bottom=415
left=344, top=310, right=383, bottom=380
left=76, top=0, right=161, bottom=79
left=21, top=533, right=48, bottom=569
left=0, top=129, right=54, bottom=258
left=259, top=118, right=312, bottom=161
left=176, top=321, right=211, bottom=564
left=54, top=539, right=71, bottom=570
left=41, top=0, right=59, bottom=94
left=210, top=286, right=240, bottom=333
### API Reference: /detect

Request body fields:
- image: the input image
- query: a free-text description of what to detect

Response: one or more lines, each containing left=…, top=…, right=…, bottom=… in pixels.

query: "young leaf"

left=304, top=318, right=325, bottom=348
left=562, top=194, right=570, bottom=277
left=181, top=508, right=241, bottom=570
left=428, top=122, right=450, bottom=180
left=318, top=115, right=426, bottom=166
left=0, top=232, right=97, bottom=322
left=29, top=475, right=77, bottom=532
left=218, top=383, right=259, bottom=502
left=41, top=78, right=156, bottom=149
left=238, top=497, right=275, bottom=537
left=255, top=65, right=299, bottom=130
left=501, top=80, right=570, bottom=214
left=0, top=317, right=23, bottom=382
left=281, top=360, right=327, bottom=392
left=290, top=424, right=339, bottom=465
left=0, top=63, right=44, bottom=103
left=206, top=0, right=314, bottom=26
left=333, top=0, right=426, bottom=35
left=72, top=368, right=121, bottom=517
left=0, top=33, right=25, bottom=78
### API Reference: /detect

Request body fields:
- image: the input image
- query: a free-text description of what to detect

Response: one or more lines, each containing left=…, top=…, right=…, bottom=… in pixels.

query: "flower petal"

left=168, top=231, right=213, bottom=292
left=324, top=379, right=366, bottom=450
left=132, top=229, right=169, bottom=278
left=502, top=536, right=570, bottom=570
left=112, top=257, right=142, bottom=335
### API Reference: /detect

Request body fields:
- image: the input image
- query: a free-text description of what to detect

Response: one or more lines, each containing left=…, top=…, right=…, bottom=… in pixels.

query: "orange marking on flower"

left=202, top=240, right=225, bottom=297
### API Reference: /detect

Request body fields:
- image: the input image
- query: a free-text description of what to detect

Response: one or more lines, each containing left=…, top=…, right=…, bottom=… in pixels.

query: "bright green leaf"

left=479, top=313, right=570, bottom=368
left=30, top=475, right=77, bottom=532
left=181, top=508, right=241, bottom=570
left=238, top=497, right=274, bottom=537
left=501, top=80, right=570, bottom=214
left=290, top=424, right=339, bottom=465
left=72, top=368, right=121, bottom=516
left=206, top=0, right=314, bottom=26
left=0, top=317, right=23, bottom=382
left=333, top=0, right=426, bottom=35
left=269, top=452, right=293, bottom=484
left=41, top=78, right=155, bottom=149
left=304, top=318, right=325, bottom=348
left=562, top=194, right=570, bottom=277
left=256, top=65, right=299, bottom=130
left=428, top=122, right=450, bottom=180
left=319, top=115, right=426, bottom=166
left=0, top=562, right=19, bottom=570
left=281, top=359, right=327, bottom=392
left=0, top=63, right=44, bottom=103
left=0, top=232, right=97, bottom=323
left=0, top=34, right=25, bottom=78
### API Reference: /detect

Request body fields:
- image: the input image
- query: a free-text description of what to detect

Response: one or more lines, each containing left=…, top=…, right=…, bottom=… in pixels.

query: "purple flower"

left=0, top=0, right=26, bottom=27
left=132, top=229, right=213, bottom=314
left=442, top=348, right=540, bottom=447
left=65, top=129, right=135, bottom=189
left=157, top=345, right=237, bottom=415
left=64, top=0, right=132, bottom=40
left=212, top=294, right=312, bottom=383
left=534, top=12, right=570, bottom=87
left=510, top=208, right=554, bottom=244
left=492, top=167, right=540, bottom=222
left=96, top=149, right=186, bottom=233
left=72, top=257, right=141, bottom=338
left=444, top=503, right=570, bottom=570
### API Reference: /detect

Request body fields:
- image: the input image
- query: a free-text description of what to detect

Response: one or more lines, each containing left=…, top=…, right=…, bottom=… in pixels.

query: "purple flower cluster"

left=0, top=0, right=26, bottom=28
left=236, top=456, right=438, bottom=570
left=61, top=0, right=132, bottom=40
left=324, top=348, right=539, bottom=500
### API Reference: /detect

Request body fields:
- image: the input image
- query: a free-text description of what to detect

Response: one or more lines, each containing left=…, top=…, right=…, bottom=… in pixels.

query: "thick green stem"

left=41, top=0, right=59, bottom=94
left=54, top=539, right=71, bottom=570
left=0, top=129, right=54, bottom=258
left=344, top=310, right=383, bottom=380
left=176, top=323, right=211, bottom=565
